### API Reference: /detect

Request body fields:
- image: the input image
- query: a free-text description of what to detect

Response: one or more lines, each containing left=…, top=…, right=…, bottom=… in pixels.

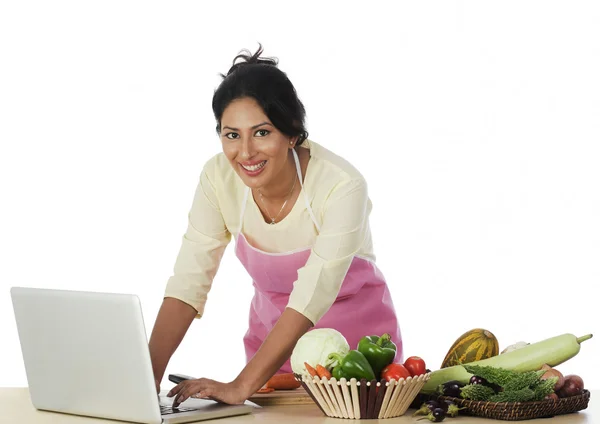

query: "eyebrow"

left=222, top=122, right=273, bottom=131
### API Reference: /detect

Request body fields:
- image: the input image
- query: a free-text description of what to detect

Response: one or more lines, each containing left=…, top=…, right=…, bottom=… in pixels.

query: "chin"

left=237, top=169, right=268, bottom=190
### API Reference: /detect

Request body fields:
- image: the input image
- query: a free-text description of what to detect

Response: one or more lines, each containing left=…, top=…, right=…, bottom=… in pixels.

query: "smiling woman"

left=147, top=44, right=404, bottom=407
left=219, top=97, right=303, bottom=225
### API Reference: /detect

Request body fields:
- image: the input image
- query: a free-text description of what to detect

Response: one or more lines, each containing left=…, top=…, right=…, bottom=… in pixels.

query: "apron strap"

left=239, top=187, right=250, bottom=234
left=292, top=149, right=321, bottom=233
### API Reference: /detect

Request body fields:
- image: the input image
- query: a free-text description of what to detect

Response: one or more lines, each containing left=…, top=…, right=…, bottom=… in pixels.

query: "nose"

left=239, top=135, right=256, bottom=159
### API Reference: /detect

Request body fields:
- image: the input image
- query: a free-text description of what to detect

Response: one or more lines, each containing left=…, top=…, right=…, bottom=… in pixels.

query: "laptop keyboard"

left=160, top=405, right=199, bottom=415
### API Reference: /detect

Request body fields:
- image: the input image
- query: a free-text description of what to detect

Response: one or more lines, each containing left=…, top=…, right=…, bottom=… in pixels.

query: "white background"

left=1, top=1, right=598, bottom=391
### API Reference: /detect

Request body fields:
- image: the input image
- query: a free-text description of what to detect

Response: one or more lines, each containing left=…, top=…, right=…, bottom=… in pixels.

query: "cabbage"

left=290, top=328, right=350, bottom=375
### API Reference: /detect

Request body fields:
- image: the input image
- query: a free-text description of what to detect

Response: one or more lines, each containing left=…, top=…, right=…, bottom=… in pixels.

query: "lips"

left=239, top=160, right=267, bottom=177
left=241, top=161, right=266, bottom=172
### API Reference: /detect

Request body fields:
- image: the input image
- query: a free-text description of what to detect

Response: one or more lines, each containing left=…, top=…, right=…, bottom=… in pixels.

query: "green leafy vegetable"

left=460, top=384, right=496, bottom=401
left=462, top=365, right=517, bottom=386
left=290, top=328, right=350, bottom=375
left=459, top=365, right=560, bottom=403
left=504, top=370, right=545, bottom=391
left=532, top=377, right=559, bottom=401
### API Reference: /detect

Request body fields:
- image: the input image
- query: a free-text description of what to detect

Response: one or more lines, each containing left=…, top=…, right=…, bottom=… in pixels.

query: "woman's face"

left=220, top=97, right=295, bottom=191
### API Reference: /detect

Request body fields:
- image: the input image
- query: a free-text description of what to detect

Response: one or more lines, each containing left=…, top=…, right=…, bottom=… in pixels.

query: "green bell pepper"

left=328, top=350, right=376, bottom=381
left=357, top=333, right=397, bottom=377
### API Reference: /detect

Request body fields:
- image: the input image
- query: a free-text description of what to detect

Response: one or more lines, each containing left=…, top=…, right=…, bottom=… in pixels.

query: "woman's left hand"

left=167, top=378, right=249, bottom=407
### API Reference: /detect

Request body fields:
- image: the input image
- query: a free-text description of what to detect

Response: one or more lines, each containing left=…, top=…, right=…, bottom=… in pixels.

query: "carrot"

left=316, top=364, right=332, bottom=379
left=256, top=387, right=275, bottom=394
left=304, top=362, right=318, bottom=377
left=265, top=373, right=302, bottom=390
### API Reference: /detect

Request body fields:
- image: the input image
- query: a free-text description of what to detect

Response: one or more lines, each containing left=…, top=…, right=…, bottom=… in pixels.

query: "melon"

left=441, top=328, right=499, bottom=369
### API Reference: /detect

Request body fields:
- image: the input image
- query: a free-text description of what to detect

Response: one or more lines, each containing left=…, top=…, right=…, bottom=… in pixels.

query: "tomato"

left=381, top=363, right=411, bottom=381
left=403, top=356, right=427, bottom=377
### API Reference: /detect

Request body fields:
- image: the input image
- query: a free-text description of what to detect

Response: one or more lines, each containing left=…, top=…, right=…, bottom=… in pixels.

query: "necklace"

left=258, top=174, right=297, bottom=225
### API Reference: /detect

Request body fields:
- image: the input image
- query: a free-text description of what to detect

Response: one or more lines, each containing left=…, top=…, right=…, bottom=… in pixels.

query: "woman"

left=150, top=45, right=403, bottom=406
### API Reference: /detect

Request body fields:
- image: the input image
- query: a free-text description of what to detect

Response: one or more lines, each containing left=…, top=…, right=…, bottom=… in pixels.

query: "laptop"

left=10, top=287, right=254, bottom=424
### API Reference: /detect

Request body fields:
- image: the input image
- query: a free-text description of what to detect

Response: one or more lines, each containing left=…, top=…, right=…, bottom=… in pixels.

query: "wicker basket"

left=294, top=372, right=431, bottom=419
left=413, top=390, right=591, bottom=421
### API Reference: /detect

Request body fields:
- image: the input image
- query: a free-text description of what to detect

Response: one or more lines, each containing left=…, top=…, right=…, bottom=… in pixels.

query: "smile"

left=241, top=161, right=266, bottom=171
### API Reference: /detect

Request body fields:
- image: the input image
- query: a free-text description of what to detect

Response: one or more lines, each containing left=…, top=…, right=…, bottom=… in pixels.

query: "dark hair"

left=212, top=44, right=309, bottom=146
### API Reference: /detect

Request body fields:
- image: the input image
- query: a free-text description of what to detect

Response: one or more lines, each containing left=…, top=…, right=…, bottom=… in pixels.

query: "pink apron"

left=234, top=150, right=403, bottom=374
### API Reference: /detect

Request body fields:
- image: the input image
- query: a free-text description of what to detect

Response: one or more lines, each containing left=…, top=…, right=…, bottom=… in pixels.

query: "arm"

left=233, top=307, right=312, bottom=396
left=152, top=157, right=231, bottom=390
left=148, top=297, right=197, bottom=389
left=287, top=177, right=370, bottom=324
left=169, top=307, right=312, bottom=405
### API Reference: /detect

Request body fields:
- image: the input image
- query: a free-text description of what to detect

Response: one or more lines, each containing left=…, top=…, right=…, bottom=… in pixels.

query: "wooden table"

left=0, top=388, right=596, bottom=423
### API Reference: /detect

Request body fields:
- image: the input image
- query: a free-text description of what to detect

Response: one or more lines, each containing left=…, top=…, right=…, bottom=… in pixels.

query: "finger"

left=170, top=381, right=194, bottom=402
left=167, top=382, right=186, bottom=398
left=174, top=382, right=202, bottom=407
left=191, top=387, right=223, bottom=404
left=174, top=391, right=191, bottom=407
left=202, top=389, right=222, bottom=403
left=196, top=388, right=211, bottom=399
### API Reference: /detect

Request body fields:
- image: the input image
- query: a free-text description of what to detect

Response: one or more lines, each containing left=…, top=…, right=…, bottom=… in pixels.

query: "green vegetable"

left=504, top=370, right=545, bottom=391
left=290, top=328, right=350, bottom=375
left=421, top=333, right=592, bottom=394
left=460, top=384, right=496, bottom=401
left=329, top=350, right=376, bottom=380
left=357, top=333, right=396, bottom=376
left=532, top=377, right=558, bottom=400
left=463, top=365, right=518, bottom=386
left=459, top=367, right=559, bottom=402
left=490, top=388, right=535, bottom=402
left=463, top=365, right=545, bottom=391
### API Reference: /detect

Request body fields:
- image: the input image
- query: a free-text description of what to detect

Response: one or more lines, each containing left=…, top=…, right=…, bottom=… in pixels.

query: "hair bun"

left=223, top=43, right=278, bottom=78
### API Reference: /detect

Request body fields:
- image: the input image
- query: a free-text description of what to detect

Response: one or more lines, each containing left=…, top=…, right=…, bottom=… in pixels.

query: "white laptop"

left=10, top=287, right=254, bottom=424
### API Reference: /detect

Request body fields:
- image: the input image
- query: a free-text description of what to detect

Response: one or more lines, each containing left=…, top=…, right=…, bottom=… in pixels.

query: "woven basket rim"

left=414, top=389, right=592, bottom=420
left=438, top=388, right=590, bottom=407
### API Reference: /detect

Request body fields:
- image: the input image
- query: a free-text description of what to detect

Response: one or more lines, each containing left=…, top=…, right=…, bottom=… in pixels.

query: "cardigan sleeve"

left=286, top=177, right=369, bottom=325
left=163, top=157, right=231, bottom=318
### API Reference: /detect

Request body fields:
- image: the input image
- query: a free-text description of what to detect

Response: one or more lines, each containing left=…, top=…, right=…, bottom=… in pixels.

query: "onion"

left=557, top=374, right=584, bottom=398
left=541, top=368, right=565, bottom=391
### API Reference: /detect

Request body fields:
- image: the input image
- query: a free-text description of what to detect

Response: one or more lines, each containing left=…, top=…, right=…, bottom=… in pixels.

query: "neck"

left=258, top=150, right=297, bottom=201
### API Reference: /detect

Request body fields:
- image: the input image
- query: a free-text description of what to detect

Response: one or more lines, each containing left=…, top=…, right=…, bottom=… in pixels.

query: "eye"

left=225, top=132, right=239, bottom=140
left=255, top=129, right=270, bottom=137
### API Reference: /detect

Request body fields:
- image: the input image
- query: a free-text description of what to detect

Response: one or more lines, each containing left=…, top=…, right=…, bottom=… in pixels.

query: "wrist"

left=231, top=376, right=256, bottom=399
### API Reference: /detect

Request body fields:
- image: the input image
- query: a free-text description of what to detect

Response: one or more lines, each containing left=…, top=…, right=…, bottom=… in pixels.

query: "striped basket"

left=294, top=372, right=431, bottom=419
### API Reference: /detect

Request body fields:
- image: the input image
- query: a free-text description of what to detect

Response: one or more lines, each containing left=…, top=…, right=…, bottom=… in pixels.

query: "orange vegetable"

left=316, top=364, right=332, bottom=379
left=304, top=362, right=318, bottom=377
left=256, top=387, right=275, bottom=394
left=265, top=373, right=302, bottom=390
